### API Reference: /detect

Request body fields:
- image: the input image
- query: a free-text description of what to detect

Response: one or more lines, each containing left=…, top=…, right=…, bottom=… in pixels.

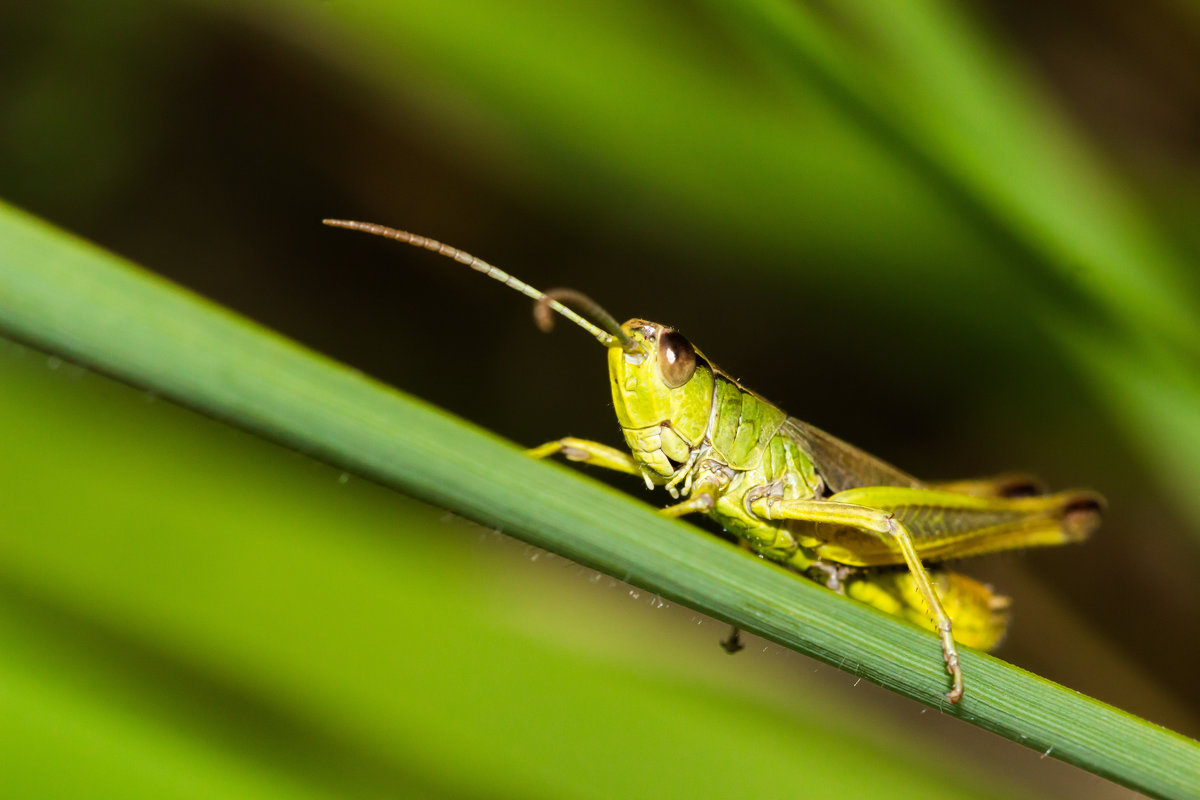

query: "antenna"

left=323, top=219, right=631, bottom=349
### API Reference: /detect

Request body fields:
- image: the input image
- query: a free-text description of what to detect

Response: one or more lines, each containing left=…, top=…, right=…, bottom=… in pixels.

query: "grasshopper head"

left=608, top=320, right=714, bottom=441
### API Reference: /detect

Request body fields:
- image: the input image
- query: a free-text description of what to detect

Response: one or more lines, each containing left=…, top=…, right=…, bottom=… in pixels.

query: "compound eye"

left=658, top=330, right=697, bottom=388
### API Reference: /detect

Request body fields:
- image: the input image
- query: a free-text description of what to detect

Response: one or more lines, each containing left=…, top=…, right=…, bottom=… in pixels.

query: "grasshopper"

left=325, top=219, right=1104, bottom=703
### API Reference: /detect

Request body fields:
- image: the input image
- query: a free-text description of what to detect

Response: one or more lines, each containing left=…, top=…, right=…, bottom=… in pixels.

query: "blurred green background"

left=2, top=0, right=1199, bottom=797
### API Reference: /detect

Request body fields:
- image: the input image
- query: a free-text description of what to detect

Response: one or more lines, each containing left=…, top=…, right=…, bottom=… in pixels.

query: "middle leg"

left=748, top=496, right=965, bottom=703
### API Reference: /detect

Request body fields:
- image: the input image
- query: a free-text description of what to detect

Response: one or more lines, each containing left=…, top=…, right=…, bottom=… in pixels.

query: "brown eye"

left=658, top=330, right=696, bottom=388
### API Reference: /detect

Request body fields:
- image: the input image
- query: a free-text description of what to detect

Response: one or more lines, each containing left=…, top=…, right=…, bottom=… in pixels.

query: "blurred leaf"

left=214, top=0, right=1004, bottom=288
left=1048, top=317, right=1200, bottom=528
left=728, top=0, right=1200, bottom=345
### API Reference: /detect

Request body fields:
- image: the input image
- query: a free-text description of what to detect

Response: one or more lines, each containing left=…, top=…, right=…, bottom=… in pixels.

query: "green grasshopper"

left=325, top=218, right=1104, bottom=703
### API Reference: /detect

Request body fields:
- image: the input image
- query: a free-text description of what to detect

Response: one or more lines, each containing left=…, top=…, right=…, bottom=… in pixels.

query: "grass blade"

left=1, top=201, right=1198, bottom=797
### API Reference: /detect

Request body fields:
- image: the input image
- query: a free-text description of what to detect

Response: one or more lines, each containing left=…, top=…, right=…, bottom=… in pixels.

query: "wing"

left=783, top=417, right=923, bottom=493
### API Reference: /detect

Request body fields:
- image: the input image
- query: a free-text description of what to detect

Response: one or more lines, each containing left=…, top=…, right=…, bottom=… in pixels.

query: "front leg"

left=527, top=437, right=642, bottom=477
left=748, top=496, right=965, bottom=704
left=660, top=491, right=715, bottom=517
left=658, top=460, right=732, bottom=518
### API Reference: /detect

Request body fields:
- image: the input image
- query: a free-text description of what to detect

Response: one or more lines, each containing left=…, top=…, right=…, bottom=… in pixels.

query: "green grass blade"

left=1, top=203, right=1198, bottom=796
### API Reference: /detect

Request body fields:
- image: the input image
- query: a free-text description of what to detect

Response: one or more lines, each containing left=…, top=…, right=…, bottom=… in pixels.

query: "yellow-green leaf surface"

left=1, top=200, right=1197, bottom=799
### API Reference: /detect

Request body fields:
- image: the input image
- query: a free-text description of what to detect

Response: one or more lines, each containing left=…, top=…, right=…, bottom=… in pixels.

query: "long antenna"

left=322, top=219, right=630, bottom=349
